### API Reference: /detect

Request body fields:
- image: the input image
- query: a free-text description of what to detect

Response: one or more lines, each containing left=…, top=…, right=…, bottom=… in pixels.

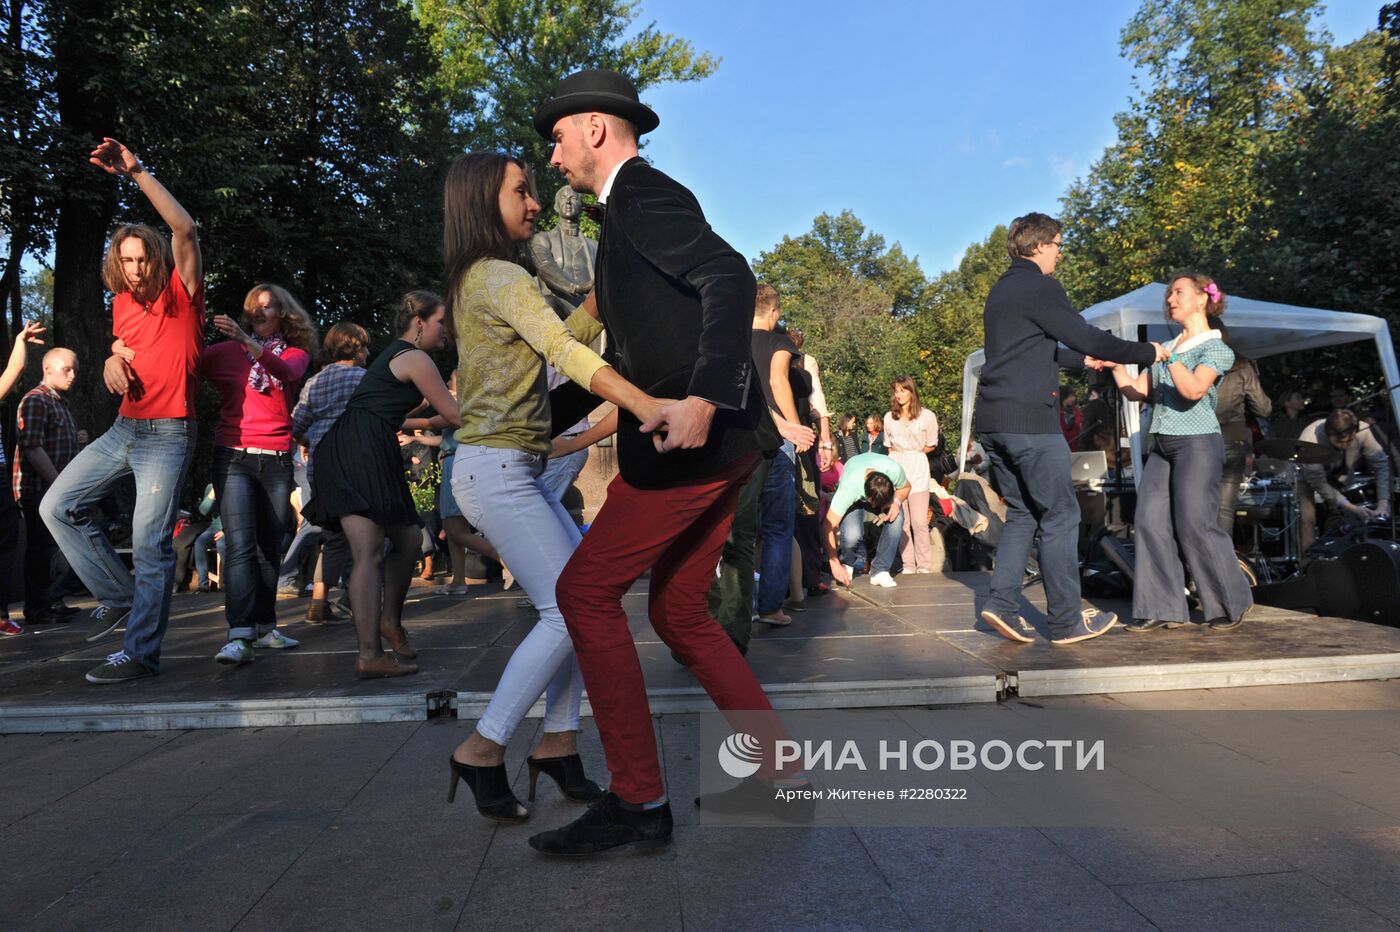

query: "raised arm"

left=0, top=322, right=45, bottom=398
left=90, top=138, right=202, bottom=291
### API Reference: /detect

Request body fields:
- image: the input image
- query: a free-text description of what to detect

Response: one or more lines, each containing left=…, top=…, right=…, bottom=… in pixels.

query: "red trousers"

left=557, top=453, right=778, bottom=803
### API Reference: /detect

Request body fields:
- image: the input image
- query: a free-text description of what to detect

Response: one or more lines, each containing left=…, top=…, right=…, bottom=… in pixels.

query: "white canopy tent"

left=957, top=283, right=1400, bottom=482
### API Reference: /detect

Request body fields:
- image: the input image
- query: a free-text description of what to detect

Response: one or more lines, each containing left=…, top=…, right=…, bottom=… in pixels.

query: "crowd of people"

left=2, top=68, right=1396, bottom=857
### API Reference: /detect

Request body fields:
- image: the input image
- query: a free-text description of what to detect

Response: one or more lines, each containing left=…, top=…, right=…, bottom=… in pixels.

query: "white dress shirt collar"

left=597, top=159, right=626, bottom=205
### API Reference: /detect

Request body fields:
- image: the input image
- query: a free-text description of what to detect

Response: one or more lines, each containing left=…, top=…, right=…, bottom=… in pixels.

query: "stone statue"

left=531, top=186, right=597, bottom=318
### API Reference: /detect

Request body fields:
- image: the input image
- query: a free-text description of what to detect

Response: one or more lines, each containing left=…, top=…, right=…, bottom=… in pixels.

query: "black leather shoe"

left=695, top=775, right=816, bottom=824
left=528, top=792, right=672, bottom=856
left=1209, top=605, right=1251, bottom=631
left=1125, top=618, right=1169, bottom=633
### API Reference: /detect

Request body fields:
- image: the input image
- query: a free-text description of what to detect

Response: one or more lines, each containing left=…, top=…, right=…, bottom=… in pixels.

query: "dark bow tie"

left=581, top=201, right=606, bottom=223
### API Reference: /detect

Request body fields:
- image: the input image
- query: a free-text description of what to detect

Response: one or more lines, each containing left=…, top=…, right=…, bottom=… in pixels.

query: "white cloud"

left=1002, top=155, right=1029, bottom=168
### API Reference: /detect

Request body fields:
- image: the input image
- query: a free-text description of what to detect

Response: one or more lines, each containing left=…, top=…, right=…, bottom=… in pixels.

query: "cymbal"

left=1254, top=438, right=1336, bottom=465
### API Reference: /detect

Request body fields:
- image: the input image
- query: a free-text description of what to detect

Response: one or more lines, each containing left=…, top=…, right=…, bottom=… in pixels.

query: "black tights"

left=341, top=515, right=420, bottom=661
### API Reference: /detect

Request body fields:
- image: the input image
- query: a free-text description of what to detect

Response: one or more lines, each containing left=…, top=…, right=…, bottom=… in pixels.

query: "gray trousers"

left=1133, top=433, right=1253, bottom=623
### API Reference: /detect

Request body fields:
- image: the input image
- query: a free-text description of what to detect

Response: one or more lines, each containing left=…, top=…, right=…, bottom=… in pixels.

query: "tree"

left=32, top=0, right=459, bottom=434
left=1235, top=21, right=1400, bottom=397
left=1058, top=0, right=1326, bottom=307
left=911, top=227, right=1009, bottom=441
left=0, top=0, right=56, bottom=337
left=752, top=211, right=930, bottom=426
left=417, top=0, right=718, bottom=211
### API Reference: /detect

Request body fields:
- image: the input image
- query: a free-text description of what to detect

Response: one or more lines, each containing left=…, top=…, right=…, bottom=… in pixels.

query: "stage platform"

left=3, top=572, right=1399, bottom=733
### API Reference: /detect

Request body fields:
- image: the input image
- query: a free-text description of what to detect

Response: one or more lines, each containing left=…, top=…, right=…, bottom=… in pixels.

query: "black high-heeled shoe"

left=527, top=753, right=605, bottom=803
left=447, top=756, right=528, bottom=823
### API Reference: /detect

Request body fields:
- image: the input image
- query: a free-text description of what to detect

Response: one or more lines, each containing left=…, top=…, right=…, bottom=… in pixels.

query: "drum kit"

left=1234, top=438, right=1395, bottom=582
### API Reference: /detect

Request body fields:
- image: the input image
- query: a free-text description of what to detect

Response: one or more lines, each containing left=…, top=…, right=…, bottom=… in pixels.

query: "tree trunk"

left=50, top=0, right=119, bottom=435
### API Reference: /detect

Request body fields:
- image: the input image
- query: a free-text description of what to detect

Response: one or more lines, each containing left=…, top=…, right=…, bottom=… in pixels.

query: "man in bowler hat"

left=527, top=69, right=799, bottom=855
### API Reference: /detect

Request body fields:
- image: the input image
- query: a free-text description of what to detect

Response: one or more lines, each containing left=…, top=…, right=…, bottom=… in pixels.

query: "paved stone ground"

left=4, top=681, right=1400, bottom=931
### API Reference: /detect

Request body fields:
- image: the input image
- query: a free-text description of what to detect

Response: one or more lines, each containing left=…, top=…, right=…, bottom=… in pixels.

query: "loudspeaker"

left=1254, top=540, right=1400, bottom=627
left=1341, top=540, right=1400, bottom=627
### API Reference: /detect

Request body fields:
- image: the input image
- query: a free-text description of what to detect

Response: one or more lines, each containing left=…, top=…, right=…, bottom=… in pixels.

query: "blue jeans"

left=194, top=527, right=225, bottom=585
left=540, top=446, right=590, bottom=504
left=212, top=447, right=294, bottom=640
left=979, top=431, right=1081, bottom=632
left=755, top=440, right=796, bottom=614
left=1134, top=434, right=1253, bottom=623
left=41, top=416, right=196, bottom=672
left=838, top=504, right=904, bottom=575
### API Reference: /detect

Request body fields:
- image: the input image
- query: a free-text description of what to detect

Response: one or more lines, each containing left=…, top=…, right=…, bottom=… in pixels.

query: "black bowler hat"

left=532, top=68, right=660, bottom=140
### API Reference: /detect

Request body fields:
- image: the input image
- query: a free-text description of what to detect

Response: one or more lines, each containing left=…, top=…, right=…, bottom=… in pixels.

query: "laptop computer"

left=1070, top=450, right=1108, bottom=486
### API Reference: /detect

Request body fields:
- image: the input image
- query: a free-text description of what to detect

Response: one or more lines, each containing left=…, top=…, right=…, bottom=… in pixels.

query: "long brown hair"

left=442, top=152, right=529, bottom=341
left=101, top=224, right=172, bottom=303
left=242, top=283, right=318, bottom=355
left=889, top=375, right=923, bottom=421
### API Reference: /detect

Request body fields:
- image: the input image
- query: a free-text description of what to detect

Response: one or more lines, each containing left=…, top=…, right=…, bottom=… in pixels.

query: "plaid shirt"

left=291, top=363, right=366, bottom=485
left=13, top=383, right=80, bottom=500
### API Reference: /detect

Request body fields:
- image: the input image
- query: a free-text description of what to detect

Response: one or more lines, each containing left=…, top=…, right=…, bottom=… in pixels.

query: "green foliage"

left=1056, top=0, right=1400, bottom=407
left=6, top=0, right=717, bottom=337
left=911, top=227, right=1008, bottom=437
left=20, top=267, right=53, bottom=324
left=752, top=211, right=995, bottom=441
left=1058, top=0, right=1326, bottom=307
left=408, top=460, right=442, bottom=512
left=416, top=0, right=718, bottom=211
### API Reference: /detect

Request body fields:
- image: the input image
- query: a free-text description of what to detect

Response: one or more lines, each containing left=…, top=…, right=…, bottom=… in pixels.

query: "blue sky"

left=633, top=0, right=1385, bottom=277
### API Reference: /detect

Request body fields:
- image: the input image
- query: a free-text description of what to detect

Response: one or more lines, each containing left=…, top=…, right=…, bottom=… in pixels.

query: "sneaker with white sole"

left=86, top=650, right=154, bottom=684
left=0, top=619, right=23, bottom=636
left=254, top=629, right=300, bottom=649
left=869, top=571, right=897, bottom=588
left=215, top=639, right=254, bottom=665
left=980, top=609, right=1036, bottom=644
left=1050, top=609, right=1118, bottom=646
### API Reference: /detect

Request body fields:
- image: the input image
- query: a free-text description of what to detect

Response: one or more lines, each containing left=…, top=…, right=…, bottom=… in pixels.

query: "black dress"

left=305, top=340, right=425, bottom=529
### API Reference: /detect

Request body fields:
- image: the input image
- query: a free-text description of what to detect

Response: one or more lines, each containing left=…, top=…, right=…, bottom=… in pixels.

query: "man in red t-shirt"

left=41, top=138, right=205, bottom=685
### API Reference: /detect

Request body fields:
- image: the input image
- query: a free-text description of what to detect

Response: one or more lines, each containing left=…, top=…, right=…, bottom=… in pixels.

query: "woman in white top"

left=883, top=376, right=940, bottom=574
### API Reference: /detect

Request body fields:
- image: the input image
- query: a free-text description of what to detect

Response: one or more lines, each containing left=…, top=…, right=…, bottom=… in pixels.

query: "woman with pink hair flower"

left=1097, top=272, right=1253, bottom=633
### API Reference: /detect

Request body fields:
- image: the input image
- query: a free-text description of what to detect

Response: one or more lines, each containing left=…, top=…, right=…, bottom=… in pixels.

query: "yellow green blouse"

left=453, top=259, right=606, bottom=455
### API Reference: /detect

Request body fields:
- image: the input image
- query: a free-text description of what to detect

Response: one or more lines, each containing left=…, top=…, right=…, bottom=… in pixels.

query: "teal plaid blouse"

left=1147, top=331, right=1236, bottom=436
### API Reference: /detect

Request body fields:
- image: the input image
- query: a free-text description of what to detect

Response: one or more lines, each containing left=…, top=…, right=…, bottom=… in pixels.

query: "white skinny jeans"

left=451, top=444, right=584, bottom=744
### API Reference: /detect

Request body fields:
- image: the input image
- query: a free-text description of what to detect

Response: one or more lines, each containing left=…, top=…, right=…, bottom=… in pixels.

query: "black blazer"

left=595, top=157, right=777, bottom=488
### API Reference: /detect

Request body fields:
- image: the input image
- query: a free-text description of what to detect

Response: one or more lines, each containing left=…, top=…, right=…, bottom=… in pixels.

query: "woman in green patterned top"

left=440, top=152, right=665, bottom=823
left=1098, top=273, right=1253, bottom=633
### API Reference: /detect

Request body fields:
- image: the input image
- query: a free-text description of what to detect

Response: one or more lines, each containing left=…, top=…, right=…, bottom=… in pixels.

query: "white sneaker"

left=870, top=571, right=897, bottom=588
left=254, top=629, right=300, bottom=649
left=215, top=640, right=254, bottom=665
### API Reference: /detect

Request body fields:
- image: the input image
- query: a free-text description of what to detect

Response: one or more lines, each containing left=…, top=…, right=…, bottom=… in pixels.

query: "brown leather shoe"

left=355, top=654, right=418, bottom=679
left=380, top=625, right=418, bottom=659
